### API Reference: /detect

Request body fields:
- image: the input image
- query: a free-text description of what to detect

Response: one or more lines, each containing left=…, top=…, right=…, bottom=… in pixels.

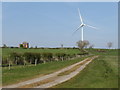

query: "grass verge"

left=53, top=55, right=118, bottom=88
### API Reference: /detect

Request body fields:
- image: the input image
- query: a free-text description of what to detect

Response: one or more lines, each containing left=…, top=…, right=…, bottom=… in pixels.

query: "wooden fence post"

left=24, top=57, right=26, bottom=66
left=8, top=55, right=11, bottom=70
left=35, top=59, right=37, bottom=66
left=8, top=60, right=10, bottom=70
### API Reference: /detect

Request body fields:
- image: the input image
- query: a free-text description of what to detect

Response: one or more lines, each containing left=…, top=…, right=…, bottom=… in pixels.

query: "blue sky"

left=2, top=2, right=118, bottom=48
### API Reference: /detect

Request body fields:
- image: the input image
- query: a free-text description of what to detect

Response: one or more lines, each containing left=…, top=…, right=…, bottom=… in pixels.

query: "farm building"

left=19, top=42, right=29, bottom=48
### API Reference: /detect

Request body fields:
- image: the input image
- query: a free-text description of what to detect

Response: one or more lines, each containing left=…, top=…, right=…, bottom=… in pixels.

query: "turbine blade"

left=86, top=24, right=98, bottom=30
left=72, top=25, right=81, bottom=35
left=78, top=8, right=83, bottom=24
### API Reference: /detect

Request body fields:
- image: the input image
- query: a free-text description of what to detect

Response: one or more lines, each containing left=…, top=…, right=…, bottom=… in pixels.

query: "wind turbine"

left=74, top=8, right=98, bottom=41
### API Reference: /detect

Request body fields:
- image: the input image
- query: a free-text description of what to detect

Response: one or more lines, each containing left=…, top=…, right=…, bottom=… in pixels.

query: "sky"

left=2, top=2, right=118, bottom=48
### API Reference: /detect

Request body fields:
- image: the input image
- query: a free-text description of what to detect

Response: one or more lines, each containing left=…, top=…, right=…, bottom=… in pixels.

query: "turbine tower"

left=74, top=8, right=98, bottom=41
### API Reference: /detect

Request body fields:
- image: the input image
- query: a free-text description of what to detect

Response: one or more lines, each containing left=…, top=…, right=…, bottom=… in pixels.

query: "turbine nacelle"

left=80, top=24, right=86, bottom=27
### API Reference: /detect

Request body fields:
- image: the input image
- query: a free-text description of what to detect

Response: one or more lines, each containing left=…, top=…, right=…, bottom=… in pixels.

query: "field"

left=2, top=48, right=85, bottom=67
left=2, top=48, right=87, bottom=86
left=2, top=48, right=80, bottom=59
left=2, top=48, right=118, bottom=88
left=53, top=49, right=118, bottom=88
left=2, top=56, right=90, bottom=86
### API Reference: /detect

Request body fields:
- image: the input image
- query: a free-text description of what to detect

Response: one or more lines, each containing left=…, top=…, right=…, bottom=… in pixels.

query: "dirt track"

left=3, top=56, right=98, bottom=88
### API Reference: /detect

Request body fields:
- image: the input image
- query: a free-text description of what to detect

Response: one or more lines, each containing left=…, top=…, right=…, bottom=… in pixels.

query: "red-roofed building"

left=19, top=42, right=29, bottom=48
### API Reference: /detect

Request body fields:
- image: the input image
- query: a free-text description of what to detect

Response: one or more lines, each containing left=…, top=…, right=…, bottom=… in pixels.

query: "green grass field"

left=53, top=49, right=118, bottom=88
left=2, top=56, right=89, bottom=86
left=2, top=48, right=80, bottom=59
left=2, top=48, right=118, bottom=88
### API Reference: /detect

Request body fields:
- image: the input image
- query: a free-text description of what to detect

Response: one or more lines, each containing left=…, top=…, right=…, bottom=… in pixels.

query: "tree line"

left=2, top=52, right=89, bottom=67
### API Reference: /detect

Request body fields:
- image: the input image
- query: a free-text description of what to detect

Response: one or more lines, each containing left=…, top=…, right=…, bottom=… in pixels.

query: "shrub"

left=55, top=53, right=67, bottom=61
left=41, top=53, right=53, bottom=62
left=2, top=57, right=8, bottom=65
left=22, top=52, right=39, bottom=64
left=10, top=52, right=23, bottom=65
left=77, top=52, right=89, bottom=55
left=23, top=52, right=32, bottom=64
left=47, top=53, right=53, bottom=61
left=35, top=53, right=42, bottom=63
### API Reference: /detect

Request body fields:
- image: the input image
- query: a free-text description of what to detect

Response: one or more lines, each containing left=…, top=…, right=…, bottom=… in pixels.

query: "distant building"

left=19, top=42, right=29, bottom=48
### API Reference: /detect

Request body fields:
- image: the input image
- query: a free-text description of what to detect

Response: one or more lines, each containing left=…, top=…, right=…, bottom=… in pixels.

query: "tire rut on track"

left=3, top=56, right=99, bottom=88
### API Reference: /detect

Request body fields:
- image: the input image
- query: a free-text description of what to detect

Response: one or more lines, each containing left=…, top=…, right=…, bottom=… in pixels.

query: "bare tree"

left=61, top=44, right=63, bottom=48
left=3, top=44, right=7, bottom=48
left=76, top=40, right=90, bottom=50
left=107, top=42, right=113, bottom=49
left=35, top=46, right=37, bottom=49
left=89, top=44, right=94, bottom=49
left=84, top=40, right=90, bottom=48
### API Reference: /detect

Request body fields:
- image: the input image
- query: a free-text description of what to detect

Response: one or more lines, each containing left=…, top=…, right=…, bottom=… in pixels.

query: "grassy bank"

left=53, top=50, right=118, bottom=88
